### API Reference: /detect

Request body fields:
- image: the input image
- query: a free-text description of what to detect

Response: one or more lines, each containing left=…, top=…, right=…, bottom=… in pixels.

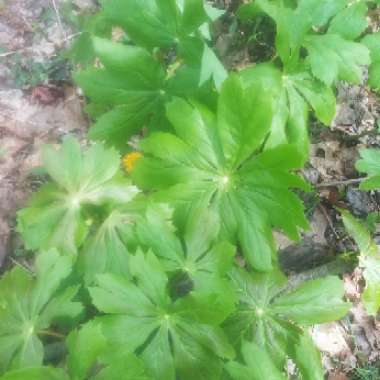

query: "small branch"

left=50, top=0, right=67, bottom=42
left=0, top=47, right=30, bottom=58
left=318, top=204, right=340, bottom=239
left=315, top=178, right=364, bottom=188
left=0, top=32, right=82, bottom=59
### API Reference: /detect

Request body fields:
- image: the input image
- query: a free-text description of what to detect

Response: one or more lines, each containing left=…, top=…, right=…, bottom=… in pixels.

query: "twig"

left=0, top=32, right=82, bottom=59
left=316, top=178, right=364, bottom=188
left=0, top=47, right=30, bottom=58
left=9, top=257, right=34, bottom=275
left=318, top=204, right=340, bottom=239
left=50, top=0, right=67, bottom=42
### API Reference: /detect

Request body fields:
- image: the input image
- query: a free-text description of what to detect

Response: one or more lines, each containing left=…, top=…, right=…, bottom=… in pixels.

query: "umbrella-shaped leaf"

left=223, top=267, right=350, bottom=371
left=132, top=75, right=309, bottom=271
left=89, top=251, right=234, bottom=380
left=17, top=137, right=139, bottom=254
left=0, top=249, right=82, bottom=372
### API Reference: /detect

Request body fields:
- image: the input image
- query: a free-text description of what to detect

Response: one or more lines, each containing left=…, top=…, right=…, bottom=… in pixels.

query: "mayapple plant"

left=2, top=0, right=380, bottom=379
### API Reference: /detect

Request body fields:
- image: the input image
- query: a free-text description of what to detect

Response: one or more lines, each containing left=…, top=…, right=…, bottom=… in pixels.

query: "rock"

left=346, top=187, right=377, bottom=217
left=312, top=323, right=352, bottom=357
left=279, top=240, right=333, bottom=273
left=302, top=167, right=320, bottom=185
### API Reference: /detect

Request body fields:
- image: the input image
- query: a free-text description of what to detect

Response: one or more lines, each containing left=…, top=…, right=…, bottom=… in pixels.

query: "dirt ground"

left=0, top=0, right=380, bottom=378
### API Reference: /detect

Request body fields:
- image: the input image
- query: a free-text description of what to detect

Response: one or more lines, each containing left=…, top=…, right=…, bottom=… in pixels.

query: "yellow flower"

left=122, top=151, right=142, bottom=173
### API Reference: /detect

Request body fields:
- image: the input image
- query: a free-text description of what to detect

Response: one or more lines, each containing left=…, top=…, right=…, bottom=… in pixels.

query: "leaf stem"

left=9, top=257, right=34, bottom=275
left=38, top=330, right=65, bottom=339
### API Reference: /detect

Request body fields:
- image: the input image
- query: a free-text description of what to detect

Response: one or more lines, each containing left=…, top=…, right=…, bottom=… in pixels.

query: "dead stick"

left=50, top=0, right=67, bottom=42
left=316, top=178, right=364, bottom=188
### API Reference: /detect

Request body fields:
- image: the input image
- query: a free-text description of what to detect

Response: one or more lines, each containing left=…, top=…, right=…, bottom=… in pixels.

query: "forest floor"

left=0, top=0, right=380, bottom=379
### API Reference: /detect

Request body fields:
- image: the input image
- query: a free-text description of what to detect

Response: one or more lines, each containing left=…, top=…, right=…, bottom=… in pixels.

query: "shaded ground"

left=0, top=0, right=87, bottom=265
left=0, top=0, right=380, bottom=378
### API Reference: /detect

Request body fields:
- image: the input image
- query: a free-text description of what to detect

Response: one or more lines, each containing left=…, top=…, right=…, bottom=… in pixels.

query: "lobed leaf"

left=17, top=137, right=138, bottom=254
left=89, top=251, right=234, bottom=380
left=132, top=75, right=309, bottom=271
left=356, top=148, right=380, bottom=190
left=224, top=267, right=350, bottom=373
left=0, top=250, right=82, bottom=372
left=341, top=210, right=380, bottom=315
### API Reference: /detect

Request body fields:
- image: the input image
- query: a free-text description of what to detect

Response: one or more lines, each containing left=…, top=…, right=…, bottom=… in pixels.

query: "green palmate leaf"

left=0, top=249, right=82, bottom=372
left=304, top=34, right=370, bottom=86
left=0, top=367, right=69, bottom=380
left=225, top=341, right=286, bottom=380
left=17, top=137, right=138, bottom=254
left=240, top=63, right=336, bottom=158
left=356, top=148, right=380, bottom=190
left=341, top=210, right=380, bottom=315
left=76, top=37, right=225, bottom=147
left=362, top=31, right=380, bottom=91
left=75, top=37, right=167, bottom=149
left=223, top=267, right=350, bottom=373
left=241, top=0, right=370, bottom=84
left=328, top=2, right=368, bottom=41
left=89, top=251, right=234, bottom=380
left=98, top=0, right=226, bottom=91
left=100, top=0, right=211, bottom=49
left=135, top=205, right=236, bottom=318
left=132, top=74, right=309, bottom=271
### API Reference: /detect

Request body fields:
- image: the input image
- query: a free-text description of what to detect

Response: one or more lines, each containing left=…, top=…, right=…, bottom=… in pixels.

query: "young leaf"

left=304, top=34, right=370, bottom=85
left=356, top=148, right=380, bottom=190
left=341, top=210, right=380, bottom=315
left=132, top=75, right=309, bottom=271
left=89, top=251, right=234, bottom=380
left=225, top=341, right=286, bottom=380
left=362, top=31, right=380, bottom=91
left=17, top=137, right=138, bottom=254
left=0, top=249, right=82, bottom=372
left=223, top=267, right=350, bottom=370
